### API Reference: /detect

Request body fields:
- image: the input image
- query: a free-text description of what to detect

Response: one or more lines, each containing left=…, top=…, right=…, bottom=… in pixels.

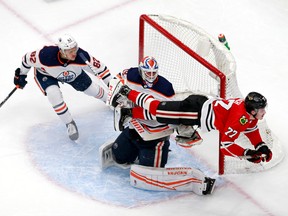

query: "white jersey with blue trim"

left=20, top=46, right=109, bottom=83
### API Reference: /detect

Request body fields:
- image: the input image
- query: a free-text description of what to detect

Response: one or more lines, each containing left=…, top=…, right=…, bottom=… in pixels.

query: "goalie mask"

left=139, top=56, right=159, bottom=88
left=244, top=92, right=267, bottom=115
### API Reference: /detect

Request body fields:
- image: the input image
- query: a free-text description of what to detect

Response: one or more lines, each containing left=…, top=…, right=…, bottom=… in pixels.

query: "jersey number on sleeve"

left=92, top=57, right=101, bottom=68
left=30, top=51, right=37, bottom=63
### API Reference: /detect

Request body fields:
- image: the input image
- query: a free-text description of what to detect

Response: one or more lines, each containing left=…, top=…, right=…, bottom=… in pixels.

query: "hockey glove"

left=175, top=125, right=203, bottom=148
left=255, top=142, right=272, bottom=162
left=14, top=68, right=27, bottom=89
left=244, top=149, right=262, bottom=163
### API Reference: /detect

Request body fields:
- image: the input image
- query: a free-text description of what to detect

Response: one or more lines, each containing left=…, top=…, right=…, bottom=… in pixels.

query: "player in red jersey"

left=110, top=85, right=272, bottom=163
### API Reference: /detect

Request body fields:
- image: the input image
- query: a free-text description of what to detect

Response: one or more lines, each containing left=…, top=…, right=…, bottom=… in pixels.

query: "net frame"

left=138, top=14, right=285, bottom=174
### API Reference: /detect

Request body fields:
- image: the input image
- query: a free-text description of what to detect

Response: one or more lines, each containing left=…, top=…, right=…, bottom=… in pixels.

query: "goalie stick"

left=0, top=87, right=17, bottom=108
left=79, top=52, right=109, bottom=93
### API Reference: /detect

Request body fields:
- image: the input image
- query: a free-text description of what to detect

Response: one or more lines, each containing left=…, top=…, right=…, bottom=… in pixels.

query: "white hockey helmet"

left=57, top=34, right=78, bottom=51
left=139, top=56, right=159, bottom=86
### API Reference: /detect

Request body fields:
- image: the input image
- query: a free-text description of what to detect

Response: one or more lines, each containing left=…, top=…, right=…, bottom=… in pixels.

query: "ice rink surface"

left=0, top=0, right=288, bottom=215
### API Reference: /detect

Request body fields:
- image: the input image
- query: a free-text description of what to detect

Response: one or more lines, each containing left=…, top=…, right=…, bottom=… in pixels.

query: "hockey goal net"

left=139, top=14, right=285, bottom=174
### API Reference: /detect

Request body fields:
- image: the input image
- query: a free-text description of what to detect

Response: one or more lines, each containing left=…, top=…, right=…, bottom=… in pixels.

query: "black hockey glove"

left=255, top=142, right=272, bottom=162
left=14, top=68, right=27, bottom=89
left=244, top=149, right=262, bottom=163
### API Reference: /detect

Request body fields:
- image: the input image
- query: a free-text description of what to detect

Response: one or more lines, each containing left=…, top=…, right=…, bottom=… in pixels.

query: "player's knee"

left=46, top=85, right=64, bottom=105
left=84, top=83, right=106, bottom=100
left=112, top=142, right=137, bottom=164
left=112, top=129, right=138, bottom=164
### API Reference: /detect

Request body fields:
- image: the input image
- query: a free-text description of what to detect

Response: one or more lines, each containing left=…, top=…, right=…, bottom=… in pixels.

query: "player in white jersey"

left=14, top=34, right=111, bottom=140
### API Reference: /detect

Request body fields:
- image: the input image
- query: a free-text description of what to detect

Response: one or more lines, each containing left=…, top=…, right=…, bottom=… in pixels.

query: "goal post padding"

left=138, top=14, right=285, bottom=174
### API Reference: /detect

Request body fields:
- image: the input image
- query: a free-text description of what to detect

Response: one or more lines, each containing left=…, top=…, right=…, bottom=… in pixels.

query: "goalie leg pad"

left=130, top=165, right=216, bottom=195
left=99, top=139, right=116, bottom=169
left=129, top=118, right=174, bottom=141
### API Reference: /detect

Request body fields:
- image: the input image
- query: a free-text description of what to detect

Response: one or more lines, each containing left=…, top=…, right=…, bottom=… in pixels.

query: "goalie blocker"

left=130, top=165, right=216, bottom=195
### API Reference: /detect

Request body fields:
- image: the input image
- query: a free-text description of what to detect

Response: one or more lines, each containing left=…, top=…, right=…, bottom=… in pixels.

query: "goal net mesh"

left=139, top=14, right=285, bottom=174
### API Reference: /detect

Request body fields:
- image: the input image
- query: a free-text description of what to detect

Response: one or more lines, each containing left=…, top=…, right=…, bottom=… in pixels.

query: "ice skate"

left=175, top=125, right=203, bottom=148
left=66, top=120, right=79, bottom=141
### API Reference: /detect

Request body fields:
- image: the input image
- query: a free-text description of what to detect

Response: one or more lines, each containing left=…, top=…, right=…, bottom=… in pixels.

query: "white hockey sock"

left=46, top=85, right=73, bottom=124
left=134, top=92, right=156, bottom=111
left=84, top=83, right=107, bottom=102
left=96, top=68, right=112, bottom=86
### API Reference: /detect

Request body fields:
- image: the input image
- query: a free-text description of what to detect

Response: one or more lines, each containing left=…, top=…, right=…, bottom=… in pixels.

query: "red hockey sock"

left=128, top=90, right=160, bottom=116
left=132, top=107, right=145, bottom=119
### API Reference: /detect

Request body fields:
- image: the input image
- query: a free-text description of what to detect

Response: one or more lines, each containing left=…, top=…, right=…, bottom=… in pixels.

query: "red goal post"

left=138, top=14, right=285, bottom=175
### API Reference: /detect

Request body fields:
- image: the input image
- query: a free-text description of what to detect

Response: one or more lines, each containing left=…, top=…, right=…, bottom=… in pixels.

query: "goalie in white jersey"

left=13, top=34, right=111, bottom=140
left=104, top=56, right=175, bottom=168
left=101, top=56, right=216, bottom=195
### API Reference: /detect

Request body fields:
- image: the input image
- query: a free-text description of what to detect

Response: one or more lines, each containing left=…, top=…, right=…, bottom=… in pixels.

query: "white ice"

left=0, top=0, right=288, bottom=215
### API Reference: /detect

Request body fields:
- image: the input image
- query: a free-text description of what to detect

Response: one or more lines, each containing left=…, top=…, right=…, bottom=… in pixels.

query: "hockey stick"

left=79, top=52, right=109, bottom=93
left=0, top=87, right=17, bottom=108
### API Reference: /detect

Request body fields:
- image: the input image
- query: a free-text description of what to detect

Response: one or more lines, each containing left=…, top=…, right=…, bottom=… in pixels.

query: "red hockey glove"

left=244, top=149, right=262, bottom=163
left=14, top=68, right=27, bottom=89
left=255, top=142, right=272, bottom=162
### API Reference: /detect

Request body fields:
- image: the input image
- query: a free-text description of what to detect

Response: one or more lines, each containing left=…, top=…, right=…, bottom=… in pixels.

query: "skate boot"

left=175, top=125, right=203, bottom=148
left=202, top=177, right=216, bottom=195
left=66, top=120, right=79, bottom=141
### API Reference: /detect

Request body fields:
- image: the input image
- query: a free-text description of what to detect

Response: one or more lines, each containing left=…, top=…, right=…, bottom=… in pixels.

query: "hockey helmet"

left=139, top=56, right=159, bottom=86
left=57, top=34, right=78, bottom=51
left=244, top=92, right=267, bottom=114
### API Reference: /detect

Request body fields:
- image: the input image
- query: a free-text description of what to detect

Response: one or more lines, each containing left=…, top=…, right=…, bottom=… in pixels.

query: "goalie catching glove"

left=106, top=78, right=131, bottom=108
left=14, top=68, right=27, bottom=89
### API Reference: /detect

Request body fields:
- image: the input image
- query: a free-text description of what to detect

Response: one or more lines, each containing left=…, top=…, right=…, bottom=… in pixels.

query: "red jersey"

left=201, top=98, right=263, bottom=157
